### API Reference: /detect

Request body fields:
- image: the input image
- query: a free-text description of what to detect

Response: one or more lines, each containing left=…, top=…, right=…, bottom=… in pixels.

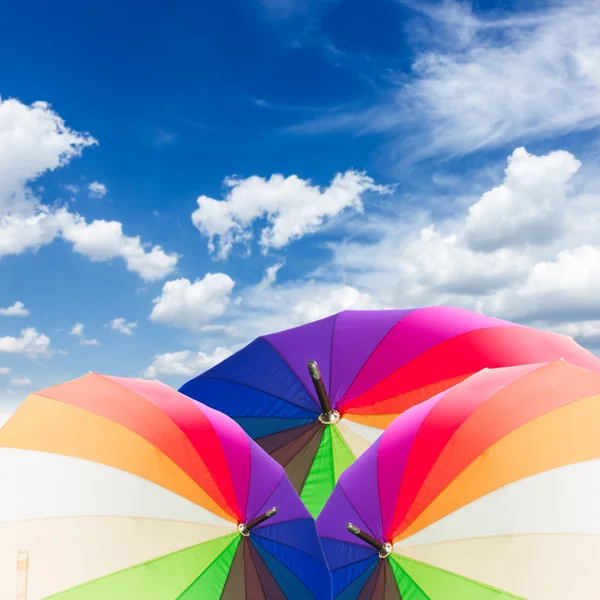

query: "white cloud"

left=320, top=146, right=600, bottom=333
left=69, top=322, right=99, bottom=345
left=0, top=301, right=29, bottom=317
left=58, top=210, right=179, bottom=282
left=148, top=145, right=600, bottom=369
left=462, top=148, right=581, bottom=251
left=293, top=1, right=600, bottom=159
left=10, top=377, right=31, bottom=387
left=0, top=98, right=179, bottom=281
left=291, top=285, right=377, bottom=324
left=108, top=318, right=138, bottom=335
left=150, top=274, right=235, bottom=331
left=0, top=98, right=96, bottom=214
left=191, top=170, right=390, bottom=258
left=88, top=181, right=107, bottom=198
left=0, top=368, right=10, bottom=375
left=64, top=184, right=79, bottom=196
left=70, top=322, right=84, bottom=336
left=143, top=347, right=233, bottom=379
left=486, top=245, right=600, bottom=323
left=0, top=328, right=51, bottom=358
left=404, top=0, right=600, bottom=156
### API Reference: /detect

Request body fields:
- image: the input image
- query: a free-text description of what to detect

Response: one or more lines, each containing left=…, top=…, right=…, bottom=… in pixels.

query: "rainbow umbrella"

left=179, top=307, right=600, bottom=516
left=0, top=374, right=331, bottom=600
left=317, top=359, right=600, bottom=599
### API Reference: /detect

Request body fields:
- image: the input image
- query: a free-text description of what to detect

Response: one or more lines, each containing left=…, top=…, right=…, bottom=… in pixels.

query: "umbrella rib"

left=338, top=324, right=517, bottom=409
left=251, top=525, right=332, bottom=564
left=27, top=390, right=238, bottom=521
left=197, top=376, right=319, bottom=416
left=174, top=535, right=240, bottom=600
left=328, top=311, right=342, bottom=401
left=337, top=482, right=381, bottom=541
left=261, top=338, right=323, bottom=411
left=332, top=314, right=409, bottom=407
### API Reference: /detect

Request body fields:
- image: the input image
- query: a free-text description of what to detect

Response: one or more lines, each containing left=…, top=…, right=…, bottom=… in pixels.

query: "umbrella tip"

left=346, top=523, right=360, bottom=535
left=307, top=360, right=320, bottom=380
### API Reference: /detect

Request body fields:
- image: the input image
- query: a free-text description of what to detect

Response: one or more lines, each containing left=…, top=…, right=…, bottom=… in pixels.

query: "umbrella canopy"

left=317, top=359, right=600, bottom=599
left=179, top=307, right=600, bottom=516
left=0, top=374, right=331, bottom=600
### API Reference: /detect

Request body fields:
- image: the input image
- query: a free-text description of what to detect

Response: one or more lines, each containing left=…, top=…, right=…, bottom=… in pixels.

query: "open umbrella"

left=317, top=359, right=600, bottom=599
left=0, top=373, right=331, bottom=600
left=179, top=307, right=600, bottom=516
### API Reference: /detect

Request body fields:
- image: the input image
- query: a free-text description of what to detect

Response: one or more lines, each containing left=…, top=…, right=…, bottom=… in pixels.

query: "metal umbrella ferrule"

left=238, top=507, right=278, bottom=537
left=307, top=360, right=339, bottom=424
left=346, top=523, right=392, bottom=559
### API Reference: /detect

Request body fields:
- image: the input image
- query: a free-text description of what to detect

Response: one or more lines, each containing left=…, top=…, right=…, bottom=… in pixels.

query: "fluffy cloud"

left=88, top=181, right=107, bottom=198
left=145, top=145, right=600, bottom=371
left=0, top=98, right=178, bottom=281
left=325, top=146, right=600, bottom=332
left=10, top=377, right=32, bottom=387
left=143, top=347, right=233, bottom=379
left=191, top=170, right=390, bottom=258
left=0, top=208, right=178, bottom=282
left=59, top=213, right=179, bottom=281
left=108, top=318, right=138, bottom=335
left=0, top=328, right=51, bottom=358
left=462, top=148, right=581, bottom=251
left=0, top=301, right=29, bottom=317
left=0, top=98, right=96, bottom=213
left=150, top=274, right=235, bottom=331
left=0, top=367, right=10, bottom=375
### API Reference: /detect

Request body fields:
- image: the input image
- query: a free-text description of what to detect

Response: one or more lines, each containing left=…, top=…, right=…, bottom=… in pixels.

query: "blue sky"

left=3, top=0, right=600, bottom=420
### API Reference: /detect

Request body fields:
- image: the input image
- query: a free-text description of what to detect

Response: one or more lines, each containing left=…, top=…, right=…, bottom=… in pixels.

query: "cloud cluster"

left=0, top=98, right=178, bottom=281
left=326, top=146, right=600, bottom=345
left=191, top=170, right=390, bottom=258
left=143, top=144, right=600, bottom=379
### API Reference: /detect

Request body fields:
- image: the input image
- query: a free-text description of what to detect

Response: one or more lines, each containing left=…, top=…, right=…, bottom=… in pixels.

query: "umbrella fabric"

left=0, top=373, right=330, bottom=600
left=317, top=359, right=600, bottom=599
left=179, top=307, right=600, bottom=516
